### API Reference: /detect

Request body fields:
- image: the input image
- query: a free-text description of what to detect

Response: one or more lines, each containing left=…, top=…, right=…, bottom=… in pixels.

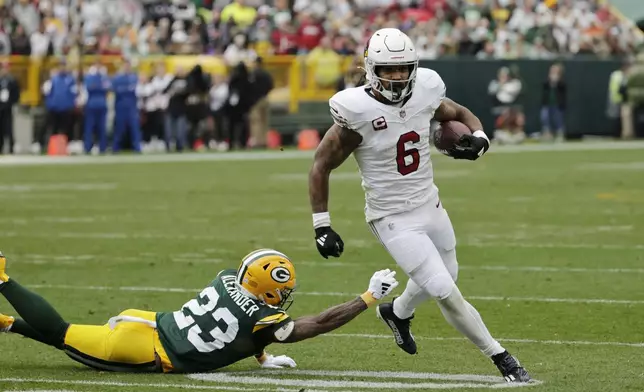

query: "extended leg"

left=0, top=253, right=69, bottom=347
left=97, top=108, right=108, bottom=153
left=392, top=202, right=459, bottom=320
left=83, top=109, right=95, bottom=153
left=112, top=110, right=126, bottom=153
left=370, top=213, right=530, bottom=382
left=1, top=315, right=51, bottom=345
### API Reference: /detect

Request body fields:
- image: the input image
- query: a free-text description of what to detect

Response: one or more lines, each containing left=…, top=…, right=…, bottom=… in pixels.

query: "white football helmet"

left=364, top=28, right=419, bottom=103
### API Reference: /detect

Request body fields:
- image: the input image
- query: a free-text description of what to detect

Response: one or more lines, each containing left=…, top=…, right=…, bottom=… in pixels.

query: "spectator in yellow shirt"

left=306, top=36, right=342, bottom=88
left=221, top=0, right=257, bottom=30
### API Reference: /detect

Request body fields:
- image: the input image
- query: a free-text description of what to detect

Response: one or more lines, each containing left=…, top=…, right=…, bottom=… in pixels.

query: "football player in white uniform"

left=308, top=28, right=530, bottom=383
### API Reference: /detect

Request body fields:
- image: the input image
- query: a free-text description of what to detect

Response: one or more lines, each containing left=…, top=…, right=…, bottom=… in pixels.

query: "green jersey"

left=156, top=269, right=292, bottom=373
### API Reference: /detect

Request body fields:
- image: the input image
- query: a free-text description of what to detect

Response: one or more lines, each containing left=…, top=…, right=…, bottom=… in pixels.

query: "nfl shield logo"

left=400, top=109, right=406, bottom=119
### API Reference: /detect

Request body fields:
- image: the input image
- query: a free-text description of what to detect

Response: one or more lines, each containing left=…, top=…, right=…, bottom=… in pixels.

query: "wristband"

left=312, top=212, right=331, bottom=229
left=473, top=130, right=490, bottom=145
left=360, top=291, right=378, bottom=307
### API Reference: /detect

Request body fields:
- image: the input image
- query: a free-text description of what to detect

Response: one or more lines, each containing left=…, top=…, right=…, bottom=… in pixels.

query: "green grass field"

left=1, top=142, right=644, bottom=392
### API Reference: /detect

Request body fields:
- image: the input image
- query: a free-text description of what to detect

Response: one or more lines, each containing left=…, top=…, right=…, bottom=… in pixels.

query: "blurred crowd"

left=0, top=0, right=642, bottom=154
left=25, top=57, right=274, bottom=155
left=0, top=0, right=640, bottom=61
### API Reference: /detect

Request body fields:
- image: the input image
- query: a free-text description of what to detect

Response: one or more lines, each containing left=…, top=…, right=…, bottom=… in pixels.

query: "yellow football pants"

left=63, top=309, right=173, bottom=373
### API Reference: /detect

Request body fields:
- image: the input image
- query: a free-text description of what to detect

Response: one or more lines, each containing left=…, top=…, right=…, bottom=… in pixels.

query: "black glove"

left=449, top=133, right=490, bottom=161
left=314, top=226, right=344, bottom=259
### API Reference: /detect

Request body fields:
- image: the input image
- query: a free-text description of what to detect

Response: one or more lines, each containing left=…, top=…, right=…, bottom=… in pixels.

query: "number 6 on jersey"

left=396, top=131, right=420, bottom=176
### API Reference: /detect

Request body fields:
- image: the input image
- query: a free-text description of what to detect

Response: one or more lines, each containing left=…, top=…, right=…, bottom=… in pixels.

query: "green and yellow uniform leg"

left=63, top=309, right=173, bottom=373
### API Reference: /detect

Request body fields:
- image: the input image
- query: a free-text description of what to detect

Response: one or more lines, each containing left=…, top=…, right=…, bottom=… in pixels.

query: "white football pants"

left=368, top=198, right=505, bottom=357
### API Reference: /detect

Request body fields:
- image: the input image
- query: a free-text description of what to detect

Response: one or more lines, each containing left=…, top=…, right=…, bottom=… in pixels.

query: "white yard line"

left=271, top=170, right=471, bottom=181
left=287, top=261, right=644, bottom=274
left=577, top=162, right=644, bottom=170
left=188, top=372, right=542, bottom=390
left=244, top=369, right=503, bottom=382
left=27, top=284, right=644, bottom=306
left=3, top=230, right=644, bottom=251
left=10, top=285, right=644, bottom=348
left=1, top=141, right=644, bottom=168
left=460, top=241, right=644, bottom=251
left=460, top=265, right=644, bottom=273
left=0, top=378, right=296, bottom=392
left=272, top=172, right=362, bottom=181
left=9, top=251, right=644, bottom=273
left=326, top=333, right=644, bottom=348
left=0, top=371, right=543, bottom=391
left=2, top=390, right=78, bottom=392
left=0, top=183, right=116, bottom=191
left=0, top=151, right=314, bottom=167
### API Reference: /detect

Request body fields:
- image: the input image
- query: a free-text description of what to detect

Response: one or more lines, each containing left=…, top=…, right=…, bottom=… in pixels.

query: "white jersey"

left=329, top=68, right=446, bottom=222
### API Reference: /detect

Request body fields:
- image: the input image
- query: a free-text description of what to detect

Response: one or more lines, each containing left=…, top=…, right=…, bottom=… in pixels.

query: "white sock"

left=393, top=278, right=431, bottom=320
left=436, top=286, right=505, bottom=357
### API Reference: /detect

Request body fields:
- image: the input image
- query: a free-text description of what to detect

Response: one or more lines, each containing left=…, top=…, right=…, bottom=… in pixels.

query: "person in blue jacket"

left=41, top=62, right=77, bottom=148
left=111, top=60, right=141, bottom=153
left=83, top=61, right=110, bottom=154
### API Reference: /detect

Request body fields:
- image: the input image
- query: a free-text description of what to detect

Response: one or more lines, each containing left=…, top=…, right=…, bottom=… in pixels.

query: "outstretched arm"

left=281, top=297, right=368, bottom=343
left=309, top=124, right=362, bottom=214
left=274, top=269, right=399, bottom=343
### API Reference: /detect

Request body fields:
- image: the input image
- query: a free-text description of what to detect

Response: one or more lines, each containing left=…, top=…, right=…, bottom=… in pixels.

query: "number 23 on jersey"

left=173, top=286, right=240, bottom=353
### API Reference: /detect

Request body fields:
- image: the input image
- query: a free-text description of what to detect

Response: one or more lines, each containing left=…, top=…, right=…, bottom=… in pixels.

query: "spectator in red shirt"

left=271, top=20, right=298, bottom=55
left=425, top=0, right=449, bottom=13
left=296, top=12, right=324, bottom=54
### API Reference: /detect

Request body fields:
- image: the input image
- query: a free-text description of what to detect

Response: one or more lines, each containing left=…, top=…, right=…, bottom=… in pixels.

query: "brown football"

left=432, top=121, right=471, bottom=155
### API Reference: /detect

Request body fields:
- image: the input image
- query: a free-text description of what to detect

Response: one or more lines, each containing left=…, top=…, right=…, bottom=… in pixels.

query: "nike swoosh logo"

left=436, top=200, right=441, bottom=208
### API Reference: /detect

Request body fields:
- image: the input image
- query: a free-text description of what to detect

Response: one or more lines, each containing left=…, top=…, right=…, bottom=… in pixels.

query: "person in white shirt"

left=208, top=74, right=230, bottom=151
left=30, top=23, right=51, bottom=59
left=149, top=63, right=174, bottom=151
left=308, top=28, right=530, bottom=384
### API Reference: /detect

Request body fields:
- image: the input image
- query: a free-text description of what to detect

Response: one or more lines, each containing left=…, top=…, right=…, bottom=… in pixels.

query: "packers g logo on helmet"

left=236, top=249, right=297, bottom=309
left=270, top=267, right=291, bottom=283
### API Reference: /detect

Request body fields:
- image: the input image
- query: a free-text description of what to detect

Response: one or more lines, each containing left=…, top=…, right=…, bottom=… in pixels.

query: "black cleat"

left=376, top=299, right=417, bottom=355
left=492, top=351, right=531, bottom=383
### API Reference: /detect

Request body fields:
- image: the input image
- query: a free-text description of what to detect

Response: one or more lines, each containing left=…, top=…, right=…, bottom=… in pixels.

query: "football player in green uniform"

left=0, top=249, right=398, bottom=373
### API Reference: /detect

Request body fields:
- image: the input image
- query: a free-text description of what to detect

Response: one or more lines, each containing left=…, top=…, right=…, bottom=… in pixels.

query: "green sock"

left=0, top=279, right=69, bottom=348
left=11, top=318, right=55, bottom=346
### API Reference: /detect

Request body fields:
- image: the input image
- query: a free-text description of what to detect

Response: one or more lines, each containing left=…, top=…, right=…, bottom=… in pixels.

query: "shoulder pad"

left=329, top=87, right=370, bottom=131
left=415, top=68, right=446, bottom=107
left=253, top=311, right=290, bottom=333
